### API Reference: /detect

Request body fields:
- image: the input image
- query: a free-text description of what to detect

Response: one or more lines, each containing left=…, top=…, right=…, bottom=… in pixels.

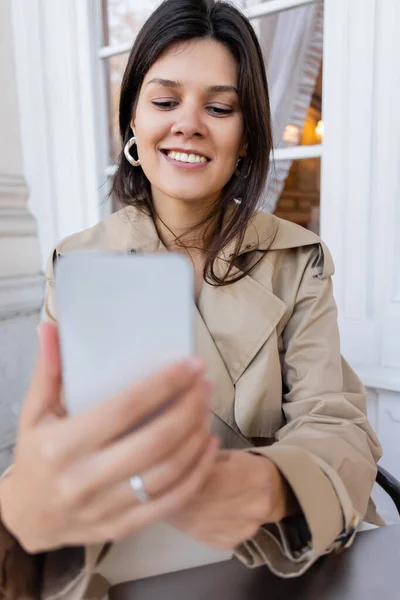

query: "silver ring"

left=129, top=475, right=149, bottom=503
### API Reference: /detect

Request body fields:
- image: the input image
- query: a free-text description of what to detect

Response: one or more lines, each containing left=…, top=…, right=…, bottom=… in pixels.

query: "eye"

left=152, top=100, right=178, bottom=109
left=207, top=106, right=233, bottom=116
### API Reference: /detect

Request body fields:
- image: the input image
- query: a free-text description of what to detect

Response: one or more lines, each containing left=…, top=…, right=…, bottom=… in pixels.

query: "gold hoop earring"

left=124, top=136, right=141, bottom=167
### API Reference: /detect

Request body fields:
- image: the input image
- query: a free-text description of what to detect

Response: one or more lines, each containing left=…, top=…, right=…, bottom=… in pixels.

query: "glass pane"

left=282, top=64, right=323, bottom=148
left=104, top=53, right=129, bottom=162
left=252, top=2, right=324, bottom=149
left=102, top=0, right=163, bottom=47
left=273, top=158, right=321, bottom=234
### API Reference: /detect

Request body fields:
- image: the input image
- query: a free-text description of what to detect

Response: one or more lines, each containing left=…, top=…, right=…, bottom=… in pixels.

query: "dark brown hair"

left=110, top=0, right=273, bottom=285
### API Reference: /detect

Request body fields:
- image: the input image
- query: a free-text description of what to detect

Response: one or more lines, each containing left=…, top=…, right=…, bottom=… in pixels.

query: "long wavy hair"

left=110, top=0, right=273, bottom=286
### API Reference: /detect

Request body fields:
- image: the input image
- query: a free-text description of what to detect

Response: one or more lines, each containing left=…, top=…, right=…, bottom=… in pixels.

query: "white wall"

left=0, top=0, right=43, bottom=470
left=322, top=0, right=400, bottom=521
left=11, top=0, right=111, bottom=269
left=0, top=315, right=38, bottom=473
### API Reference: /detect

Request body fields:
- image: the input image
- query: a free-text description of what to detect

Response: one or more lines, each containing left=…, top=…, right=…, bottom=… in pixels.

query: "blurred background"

left=1, top=0, right=399, bottom=521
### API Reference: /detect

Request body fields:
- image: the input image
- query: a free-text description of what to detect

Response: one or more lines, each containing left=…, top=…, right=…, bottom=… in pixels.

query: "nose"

left=170, top=102, right=207, bottom=139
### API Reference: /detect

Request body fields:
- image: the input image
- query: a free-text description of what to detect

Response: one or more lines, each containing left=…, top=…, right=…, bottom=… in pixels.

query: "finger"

left=70, top=381, right=210, bottom=491
left=64, top=357, right=205, bottom=453
left=87, top=430, right=211, bottom=521
left=84, top=437, right=219, bottom=544
left=140, top=426, right=211, bottom=497
left=77, top=431, right=213, bottom=525
left=20, top=322, right=65, bottom=432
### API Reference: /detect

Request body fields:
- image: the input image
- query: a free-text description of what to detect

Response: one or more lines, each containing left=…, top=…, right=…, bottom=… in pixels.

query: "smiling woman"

left=111, top=0, right=273, bottom=286
left=0, top=0, right=383, bottom=598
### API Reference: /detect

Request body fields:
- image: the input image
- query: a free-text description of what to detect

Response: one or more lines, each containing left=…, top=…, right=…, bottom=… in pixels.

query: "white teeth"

left=166, top=150, right=208, bottom=163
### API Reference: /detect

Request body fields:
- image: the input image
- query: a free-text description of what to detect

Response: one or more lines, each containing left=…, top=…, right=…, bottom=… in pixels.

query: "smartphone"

left=55, top=251, right=194, bottom=416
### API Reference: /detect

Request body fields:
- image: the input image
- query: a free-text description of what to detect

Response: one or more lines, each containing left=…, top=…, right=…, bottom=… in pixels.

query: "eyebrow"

left=146, top=78, right=238, bottom=94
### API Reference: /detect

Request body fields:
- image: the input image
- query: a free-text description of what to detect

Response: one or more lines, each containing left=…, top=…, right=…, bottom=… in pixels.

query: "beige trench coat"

left=0, top=206, right=382, bottom=599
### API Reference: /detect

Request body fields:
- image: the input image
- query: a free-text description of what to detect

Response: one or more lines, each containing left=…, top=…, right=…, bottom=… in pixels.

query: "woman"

left=0, top=0, right=382, bottom=597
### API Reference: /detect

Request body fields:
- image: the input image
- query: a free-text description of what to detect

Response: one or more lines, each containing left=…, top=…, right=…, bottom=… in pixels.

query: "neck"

left=151, top=189, right=218, bottom=251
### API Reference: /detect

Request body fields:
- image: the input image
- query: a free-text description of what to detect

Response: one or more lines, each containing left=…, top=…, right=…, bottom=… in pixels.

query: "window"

left=251, top=1, right=324, bottom=232
left=274, top=64, right=322, bottom=232
left=104, top=52, right=129, bottom=162
left=103, top=0, right=163, bottom=47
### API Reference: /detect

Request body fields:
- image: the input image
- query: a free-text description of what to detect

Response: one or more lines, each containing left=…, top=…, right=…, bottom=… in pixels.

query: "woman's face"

left=133, top=38, right=244, bottom=209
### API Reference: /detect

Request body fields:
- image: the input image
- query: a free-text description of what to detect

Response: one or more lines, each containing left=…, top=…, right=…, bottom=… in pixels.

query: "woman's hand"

left=168, top=450, right=298, bottom=550
left=0, top=322, right=218, bottom=553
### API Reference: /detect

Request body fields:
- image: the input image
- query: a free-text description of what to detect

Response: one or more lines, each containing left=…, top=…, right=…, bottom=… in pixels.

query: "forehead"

left=143, top=38, right=238, bottom=87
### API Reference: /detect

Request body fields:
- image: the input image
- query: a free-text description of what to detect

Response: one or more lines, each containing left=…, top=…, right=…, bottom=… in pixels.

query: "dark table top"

left=110, top=525, right=400, bottom=600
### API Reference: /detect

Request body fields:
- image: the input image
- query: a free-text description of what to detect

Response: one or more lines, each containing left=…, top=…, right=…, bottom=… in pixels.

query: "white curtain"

left=234, top=0, right=324, bottom=211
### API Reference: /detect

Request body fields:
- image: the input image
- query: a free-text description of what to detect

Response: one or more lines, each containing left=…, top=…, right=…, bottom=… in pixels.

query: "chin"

left=163, top=188, right=214, bottom=205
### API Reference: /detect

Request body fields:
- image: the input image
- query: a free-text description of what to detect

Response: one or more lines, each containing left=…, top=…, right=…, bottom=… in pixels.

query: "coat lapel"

left=194, top=307, right=236, bottom=426
left=196, top=210, right=321, bottom=395
left=197, top=258, right=287, bottom=387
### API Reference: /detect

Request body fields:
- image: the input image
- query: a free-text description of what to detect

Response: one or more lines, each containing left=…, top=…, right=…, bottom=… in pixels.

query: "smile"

left=160, top=149, right=210, bottom=169
left=166, top=150, right=208, bottom=163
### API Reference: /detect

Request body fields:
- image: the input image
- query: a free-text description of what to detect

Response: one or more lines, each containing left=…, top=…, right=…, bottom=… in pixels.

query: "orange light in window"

left=315, top=120, right=324, bottom=137
left=283, top=124, right=300, bottom=144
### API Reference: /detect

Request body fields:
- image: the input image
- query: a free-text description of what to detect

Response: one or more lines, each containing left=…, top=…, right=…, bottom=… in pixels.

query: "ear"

left=130, top=119, right=136, bottom=136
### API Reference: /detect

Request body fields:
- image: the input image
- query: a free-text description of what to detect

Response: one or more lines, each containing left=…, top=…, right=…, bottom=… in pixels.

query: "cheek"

left=219, top=120, right=243, bottom=160
left=135, top=128, right=164, bottom=173
left=218, top=137, right=241, bottom=173
left=134, top=104, right=164, bottom=154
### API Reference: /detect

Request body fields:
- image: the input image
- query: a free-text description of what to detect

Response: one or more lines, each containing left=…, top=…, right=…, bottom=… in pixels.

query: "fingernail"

left=185, top=357, right=204, bottom=374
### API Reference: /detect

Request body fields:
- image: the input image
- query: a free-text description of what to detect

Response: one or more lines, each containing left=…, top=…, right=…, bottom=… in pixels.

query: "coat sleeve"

left=234, top=243, right=383, bottom=577
left=0, top=251, right=108, bottom=599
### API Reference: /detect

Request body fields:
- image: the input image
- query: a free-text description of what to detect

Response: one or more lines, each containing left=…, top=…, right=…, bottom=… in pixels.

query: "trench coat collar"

left=122, top=205, right=321, bottom=256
